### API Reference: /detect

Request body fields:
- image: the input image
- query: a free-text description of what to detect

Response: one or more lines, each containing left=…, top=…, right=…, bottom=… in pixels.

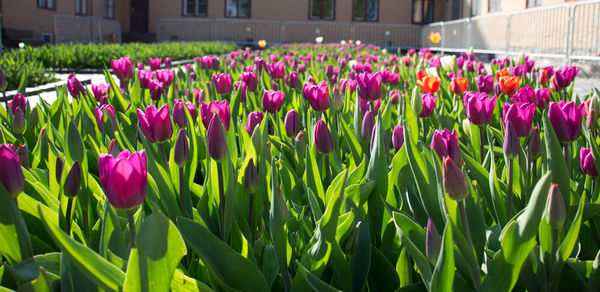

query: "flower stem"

left=217, top=162, right=226, bottom=239
left=249, top=193, right=255, bottom=245
left=563, top=144, right=572, bottom=179
left=458, top=200, right=481, bottom=289
left=128, top=209, right=137, bottom=249
left=179, top=166, right=186, bottom=218
left=158, top=142, right=168, bottom=165
left=65, top=197, right=74, bottom=236
left=507, top=158, right=514, bottom=219
left=479, top=125, right=485, bottom=165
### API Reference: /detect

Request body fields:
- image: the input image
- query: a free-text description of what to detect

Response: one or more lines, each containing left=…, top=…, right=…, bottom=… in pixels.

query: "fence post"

left=280, top=22, right=286, bottom=44
left=566, top=6, right=573, bottom=66
left=440, top=22, right=445, bottom=54
left=505, top=14, right=511, bottom=57
left=466, top=18, right=472, bottom=49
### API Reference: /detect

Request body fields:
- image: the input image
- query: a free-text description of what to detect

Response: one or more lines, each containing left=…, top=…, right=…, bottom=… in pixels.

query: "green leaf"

left=17, top=267, right=52, bottom=292
left=430, top=221, right=454, bottom=292
left=350, top=221, right=371, bottom=292
left=170, top=269, right=214, bottom=292
left=559, top=193, right=585, bottom=262
left=392, top=212, right=432, bottom=284
left=296, top=261, right=342, bottom=292
left=38, top=204, right=125, bottom=291
left=305, top=145, right=326, bottom=204
left=123, top=210, right=187, bottom=292
left=177, top=217, right=270, bottom=292
left=0, top=183, right=33, bottom=265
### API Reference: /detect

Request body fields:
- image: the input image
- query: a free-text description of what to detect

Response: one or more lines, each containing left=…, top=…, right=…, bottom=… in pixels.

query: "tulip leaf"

left=17, top=266, right=53, bottom=292
left=403, top=91, right=419, bottom=145
left=124, top=209, right=187, bottom=292
left=392, top=212, right=432, bottom=284
left=98, top=201, right=127, bottom=259
left=559, top=193, right=585, bottom=262
left=339, top=117, right=363, bottom=164
left=367, top=243, right=400, bottom=291
left=542, top=113, right=570, bottom=209
left=0, top=183, right=33, bottom=265
left=177, top=217, right=270, bottom=292
left=350, top=220, right=371, bottom=292
left=269, top=158, right=290, bottom=288
left=305, top=145, right=326, bottom=204
left=430, top=220, right=454, bottom=292
left=170, top=269, right=214, bottom=292
left=366, top=113, right=389, bottom=241
left=38, top=205, right=125, bottom=291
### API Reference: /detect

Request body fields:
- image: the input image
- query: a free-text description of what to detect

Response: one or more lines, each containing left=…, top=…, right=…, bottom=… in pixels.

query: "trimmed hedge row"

left=1, top=42, right=239, bottom=91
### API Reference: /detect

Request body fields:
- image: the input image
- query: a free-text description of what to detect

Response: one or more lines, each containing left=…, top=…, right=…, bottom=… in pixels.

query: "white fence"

left=54, top=15, right=122, bottom=44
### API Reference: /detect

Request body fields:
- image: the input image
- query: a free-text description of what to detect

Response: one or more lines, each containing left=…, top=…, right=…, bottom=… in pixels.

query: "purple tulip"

left=240, top=72, right=258, bottom=92
left=464, top=91, right=496, bottom=125
left=149, top=58, right=162, bottom=71
left=16, top=144, right=29, bottom=169
left=94, top=104, right=117, bottom=132
left=262, top=90, right=285, bottom=113
left=392, top=126, right=404, bottom=152
left=173, top=99, right=195, bottom=128
left=420, top=93, right=437, bottom=118
left=137, top=105, right=173, bottom=143
left=64, top=160, right=81, bottom=198
left=359, top=98, right=381, bottom=115
left=430, top=129, right=463, bottom=166
left=9, top=93, right=27, bottom=114
left=382, top=70, right=399, bottom=85
left=91, top=83, right=109, bottom=102
left=200, top=100, right=231, bottom=131
left=137, top=62, right=144, bottom=70
left=303, top=81, right=330, bottom=112
left=255, top=58, right=266, bottom=74
left=504, top=121, right=520, bottom=160
left=443, top=156, right=469, bottom=201
left=340, top=78, right=357, bottom=94
left=67, top=74, right=86, bottom=99
left=503, top=102, right=535, bottom=137
left=361, top=111, right=375, bottom=141
left=580, top=147, right=598, bottom=176
left=246, top=111, right=264, bottom=135
left=315, top=120, right=334, bottom=154
left=0, top=144, right=24, bottom=197
left=356, top=72, right=383, bottom=101
left=206, top=115, right=227, bottom=161
left=548, top=101, right=584, bottom=142
left=111, top=57, right=134, bottom=81
left=156, top=69, right=174, bottom=87
left=535, top=88, right=551, bottom=108
left=234, top=81, right=247, bottom=103
left=164, top=57, right=172, bottom=68
left=99, top=150, right=147, bottom=209
left=212, top=73, right=232, bottom=94
left=149, top=79, right=164, bottom=101
left=138, top=70, right=153, bottom=90
left=425, top=217, right=441, bottom=261
left=476, top=75, right=494, bottom=94
left=267, top=61, right=285, bottom=79
left=285, top=71, right=300, bottom=89
left=284, top=109, right=299, bottom=138
left=551, top=66, right=580, bottom=91
left=174, top=129, right=189, bottom=166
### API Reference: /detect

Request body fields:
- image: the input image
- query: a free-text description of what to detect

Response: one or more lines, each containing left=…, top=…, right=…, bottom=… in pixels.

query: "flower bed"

left=0, top=43, right=599, bottom=291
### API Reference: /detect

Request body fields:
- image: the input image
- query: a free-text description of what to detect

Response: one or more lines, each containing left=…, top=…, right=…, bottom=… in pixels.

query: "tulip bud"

left=12, top=107, right=26, bottom=134
left=64, top=161, right=81, bottom=198
left=361, top=111, right=375, bottom=141
left=332, top=85, right=343, bottom=111
left=244, top=159, right=259, bottom=194
left=315, top=120, right=334, bottom=154
left=546, top=184, right=566, bottom=230
left=516, top=53, right=526, bottom=66
left=587, top=109, right=597, bottom=131
left=295, top=131, right=306, bottom=154
left=0, top=144, right=25, bottom=197
left=527, top=127, right=541, bottom=159
left=207, top=115, right=227, bottom=161
left=442, top=156, right=469, bottom=201
left=16, top=144, right=29, bottom=169
left=462, top=119, right=471, bottom=137
left=284, top=109, right=300, bottom=138
left=410, top=86, right=422, bottom=115
left=108, top=139, right=120, bottom=157
left=425, top=218, right=441, bottom=262
left=174, top=129, right=189, bottom=166
left=494, top=82, right=502, bottom=97
left=504, top=121, right=520, bottom=160
left=55, top=156, right=64, bottom=183
left=0, top=68, right=7, bottom=92
left=392, top=126, right=404, bottom=152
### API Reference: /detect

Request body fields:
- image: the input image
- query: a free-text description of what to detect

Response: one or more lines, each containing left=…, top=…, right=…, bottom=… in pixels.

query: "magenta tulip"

left=430, top=129, right=463, bottom=166
left=67, top=74, right=85, bottom=99
left=240, top=72, right=258, bottom=92
left=464, top=91, right=496, bottom=125
left=156, top=69, right=174, bottom=87
left=200, top=100, right=231, bottom=131
left=262, top=90, right=285, bottom=113
left=303, top=81, right=330, bottom=112
left=361, top=111, right=375, bottom=141
left=267, top=61, right=285, bottom=79
left=149, top=79, right=164, bottom=101
left=212, top=73, right=232, bottom=94
left=173, top=99, right=195, bottom=128
left=206, top=115, right=227, bottom=161
left=246, top=111, right=264, bottom=135
left=356, top=72, right=383, bottom=101
left=234, top=81, right=247, bottom=103
left=138, top=70, right=153, bottom=90
left=580, top=147, right=598, bottom=176
left=94, top=104, right=117, bottom=132
left=99, top=150, right=147, bottom=209
left=164, top=57, right=172, bottom=68
left=548, top=101, right=584, bottom=142
left=392, top=126, right=404, bottom=152
left=284, top=109, right=299, bottom=138
left=0, top=144, right=24, bottom=197
left=91, top=83, right=109, bottom=102
left=149, top=58, right=162, bottom=71
left=420, top=93, right=437, bottom=118
left=9, top=93, right=27, bottom=114
left=137, top=105, right=173, bottom=143
left=502, top=102, right=535, bottom=137
left=285, top=71, right=300, bottom=89
left=315, top=120, right=334, bottom=154
left=111, top=57, right=134, bottom=81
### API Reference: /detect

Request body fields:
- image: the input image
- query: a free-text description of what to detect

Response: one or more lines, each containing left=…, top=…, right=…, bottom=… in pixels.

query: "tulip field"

left=1, top=42, right=600, bottom=292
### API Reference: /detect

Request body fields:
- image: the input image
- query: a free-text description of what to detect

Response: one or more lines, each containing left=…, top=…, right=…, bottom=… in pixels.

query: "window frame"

left=526, top=0, right=542, bottom=8
left=411, top=0, right=434, bottom=25
left=225, top=0, right=251, bottom=18
left=75, top=0, right=88, bottom=16
left=182, top=0, right=209, bottom=17
left=488, top=0, right=502, bottom=12
left=308, top=0, right=336, bottom=20
left=352, top=0, right=379, bottom=22
left=104, top=0, right=115, bottom=19
left=37, top=0, right=56, bottom=10
left=471, top=0, right=481, bottom=16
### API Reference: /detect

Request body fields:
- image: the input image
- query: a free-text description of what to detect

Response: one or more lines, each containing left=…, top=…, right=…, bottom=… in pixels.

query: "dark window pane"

left=366, top=0, right=377, bottom=20
left=323, top=0, right=334, bottom=19
left=185, top=0, right=195, bottom=15
left=425, top=0, right=433, bottom=23
left=226, top=0, right=238, bottom=17
left=354, top=0, right=365, bottom=20
left=198, top=0, right=207, bottom=15
left=240, top=0, right=250, bottom=17
left=412, top=0, right=422, bottom=23
left=48, top=0, right=55, bottom=8
left=310, top=0, right=321, bottom=19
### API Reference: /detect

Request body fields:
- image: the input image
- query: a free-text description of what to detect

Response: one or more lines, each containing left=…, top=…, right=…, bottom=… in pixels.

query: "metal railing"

left=54, top=15, right=122, bottom=44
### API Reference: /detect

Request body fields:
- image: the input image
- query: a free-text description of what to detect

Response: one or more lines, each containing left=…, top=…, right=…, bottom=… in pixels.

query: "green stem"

left=507, top=158, right=514, bottom=219
left=217, top=162, right=226, bottom=239
left=479, top=125, right=485, bottom=165
left=158, top=142, right=168, bottom=165
left=128, top=209, right=137, bottom=249
left=548, top=228, right=559, bottom=292
left=458, top=200, right=480, bottom=290
left=563, top=144, right=571, bottom=179
left=65, top=197, right=74, bottom=236
left=249, top=193, right=255, bottom=246
left=179, top=166, right=186, bottom=218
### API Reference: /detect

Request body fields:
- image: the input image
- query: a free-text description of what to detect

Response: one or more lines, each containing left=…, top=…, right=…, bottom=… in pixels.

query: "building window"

left=38, top=0, right=55, bottom=9
left=184, top=0, right=208, bottom=16
left=309, top=0, right=335, bottom=20
left=226, top=0, right=250, bottom=18
left=489, top=0, right=502, bottom=12
left=104, top=0, right=114, bottom=18
left=75, top=0, right=88, bottom=15
left=471, top=0, right=481, bottom=16
left=354, top=0, right=378, bottom=21
left=412, top=0, right=434, bottom=24
left=526, top=0, right=542, bottom=7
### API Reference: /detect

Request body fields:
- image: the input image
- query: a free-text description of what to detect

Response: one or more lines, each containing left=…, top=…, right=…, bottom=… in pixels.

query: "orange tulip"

left=449, top=78, right=468, bottom=95
left=495, top=68, right=510, bottom=80
left=499, top=76, right=521, bottom=96
left=416, top=70, right=428, bottom=83
left=418, top=76, right=441, bottom=93
left=258, top=40, right=267, bottom=48
left=428, top=32, right=441, bottom=44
